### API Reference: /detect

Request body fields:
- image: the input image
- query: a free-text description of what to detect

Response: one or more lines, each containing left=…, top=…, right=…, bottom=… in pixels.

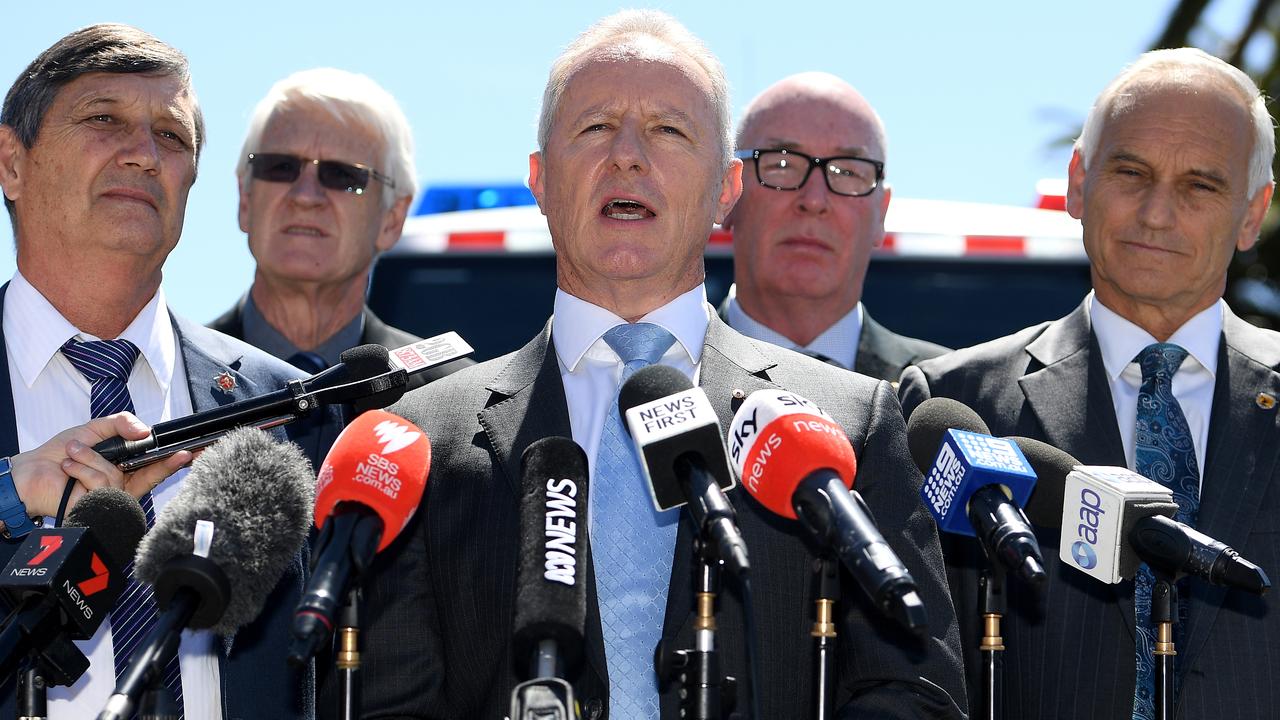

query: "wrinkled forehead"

left=563, top=39, right=716, bottom=108
left=1106, top=70, right=1251, bottom=128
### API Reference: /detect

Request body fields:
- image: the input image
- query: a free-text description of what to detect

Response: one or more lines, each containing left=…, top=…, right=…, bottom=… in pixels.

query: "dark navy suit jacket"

left=0, top=283, right=338, bottom=720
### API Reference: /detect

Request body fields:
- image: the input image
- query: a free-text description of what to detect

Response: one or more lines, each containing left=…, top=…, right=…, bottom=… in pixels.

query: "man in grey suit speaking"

left=351, top=9, right=966, bottom=720
left=900, top=48, right=1279, bottom=719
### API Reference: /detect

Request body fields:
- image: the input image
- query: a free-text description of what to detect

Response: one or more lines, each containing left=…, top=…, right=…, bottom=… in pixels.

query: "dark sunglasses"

left=247, top=153, right=395, bottom=195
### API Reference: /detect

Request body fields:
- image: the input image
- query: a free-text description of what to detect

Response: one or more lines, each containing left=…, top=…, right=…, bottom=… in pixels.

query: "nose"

left=794, top=164, right=831, bottom=215
left=286, top=161, right=327, bottom=207
left=116, top=125, right=161, bottom=174
left=607, top=122, right=648, bottom=174
left=1136, top=181, right=1176, bottom=230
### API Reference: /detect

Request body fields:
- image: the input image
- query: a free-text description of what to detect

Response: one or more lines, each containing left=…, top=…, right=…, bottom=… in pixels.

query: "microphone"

left=725, top=389, right=928, bottom=634
left=288, top=410, right=431, bottom=665
left=509, top=437, right=590, bottom=720
left=906, top=398, right=1046, bottom=585
left=99, top=427, right=315, bottom=720
left=0, top=488, right=146, bottom=683
left=92, top=332, right=472, bottom=471
left=618, top=364, right=748, bottom=576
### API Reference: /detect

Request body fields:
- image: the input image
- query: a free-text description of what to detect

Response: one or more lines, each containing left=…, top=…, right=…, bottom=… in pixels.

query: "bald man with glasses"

left=721, top=72, right=947, bottom=382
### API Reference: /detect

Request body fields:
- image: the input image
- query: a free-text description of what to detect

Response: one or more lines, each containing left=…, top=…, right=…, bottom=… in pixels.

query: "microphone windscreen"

left=314, top=409, right=430, bottom=551
left=134, top=426, right=315, bottom=635
left=726, top=390, right=856, bottom=519
left=64, top=487, right=147, bottom=570
left=906, top=398, right=990, bottom=474
left=339, top=344, right=408, bottom=413
left=513, top=437, right=590, bottom=675
left=1007, top=436, right=1078, bottom=528
left=618, top=364, right=691, bottom=430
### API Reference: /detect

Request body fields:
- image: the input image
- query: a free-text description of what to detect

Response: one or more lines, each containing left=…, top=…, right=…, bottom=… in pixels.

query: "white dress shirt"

left=551, top=285, right=709, bottom=529
left=723, top=283, right=863, bottom=370
left=1088, top=291, right=1219, bottom=487
left=3, top=272, right=222, bottom=719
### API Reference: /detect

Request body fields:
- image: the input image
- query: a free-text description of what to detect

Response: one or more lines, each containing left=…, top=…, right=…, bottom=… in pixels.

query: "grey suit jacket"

left=0, top=283, right=342, bottom=720
left=898, top=299, right=1280, bottom=720
left=351, top=314, right=967, bottom=720
left=716, top=299, right=948, bottom=383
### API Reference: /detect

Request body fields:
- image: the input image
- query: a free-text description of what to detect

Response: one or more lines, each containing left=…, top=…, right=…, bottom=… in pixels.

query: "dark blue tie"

left=1131, top=342, right=1200, bottom=720
left=61, top=338, right=183, bottom=715
left=287, top=350, right=328, bottom=376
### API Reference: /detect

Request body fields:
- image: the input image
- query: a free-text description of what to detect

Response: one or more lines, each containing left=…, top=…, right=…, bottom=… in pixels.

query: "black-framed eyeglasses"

left=735, top=148, right=883, bottom=197
left=247, top=153, right=395, bottom=195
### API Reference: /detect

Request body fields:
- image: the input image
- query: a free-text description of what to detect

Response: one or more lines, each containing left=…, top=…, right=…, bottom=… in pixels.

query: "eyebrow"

left=1108, top=150, right=1230, bottom=187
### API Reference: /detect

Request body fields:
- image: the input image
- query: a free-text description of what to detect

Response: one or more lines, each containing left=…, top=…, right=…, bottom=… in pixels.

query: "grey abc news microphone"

left=98, top=427, right=315, bottom=720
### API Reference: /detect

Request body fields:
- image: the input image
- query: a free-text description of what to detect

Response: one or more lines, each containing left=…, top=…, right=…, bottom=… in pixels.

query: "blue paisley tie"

left=593, top=322, right=679, bottom=719
left=1132, top=342, right=1200, bottom=720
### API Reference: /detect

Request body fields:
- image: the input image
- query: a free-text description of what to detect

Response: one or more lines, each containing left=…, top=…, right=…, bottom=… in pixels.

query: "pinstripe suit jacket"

left=898, top=299, right=1280, bottom=720
left=350, top=314, right=968, bottom=719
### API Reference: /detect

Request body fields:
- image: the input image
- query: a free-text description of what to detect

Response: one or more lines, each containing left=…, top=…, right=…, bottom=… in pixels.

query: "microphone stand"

left=18, top=633, right=90, bottom=720
left=335, top=587, right=362, bottom=720
left=977, top=564, right=1007, bottom=720
left=809, top=557, right=839, bottom=720
left=654, top=537, right=736, bottom=720
left=18, top=662, right=47, bottom=720
left=1151, top=574, right=1177, bottom=720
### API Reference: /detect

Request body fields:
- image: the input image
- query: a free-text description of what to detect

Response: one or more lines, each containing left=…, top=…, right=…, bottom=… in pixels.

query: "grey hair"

left=536, top=9, right=733, bottom=165
left=237, top=68, right=417, bottom=208
left=1075, top=47, right=1275, bottom=197
left=1, top=23, right=204, bottom=220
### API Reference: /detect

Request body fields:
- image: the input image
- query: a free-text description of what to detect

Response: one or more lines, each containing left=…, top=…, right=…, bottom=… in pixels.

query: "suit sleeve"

left=835, top=379, right=969, bottom=718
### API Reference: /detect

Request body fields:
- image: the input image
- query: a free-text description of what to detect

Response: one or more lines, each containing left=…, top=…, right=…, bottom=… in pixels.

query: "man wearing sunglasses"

left=721, top=73, right=947, bottom=382
left=212, top=68, right=470, bottom=384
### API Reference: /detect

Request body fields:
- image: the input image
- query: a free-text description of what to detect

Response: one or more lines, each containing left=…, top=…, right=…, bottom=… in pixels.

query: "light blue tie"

left=593, top=322, right=679, bottom=719
left=1132, top=342, right=1200, bottom=720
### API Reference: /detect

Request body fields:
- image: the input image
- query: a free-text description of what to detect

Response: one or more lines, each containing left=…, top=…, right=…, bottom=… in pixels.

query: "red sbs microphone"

left=289, top=409, right=431, bottom=663
left=726, top=389, right=927, bottom=633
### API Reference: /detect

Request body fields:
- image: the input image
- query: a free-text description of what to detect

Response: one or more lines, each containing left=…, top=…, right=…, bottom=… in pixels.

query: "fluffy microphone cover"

left=64, top=486, right=147, bottom=570
left=134, top=427, right=315, bottom=636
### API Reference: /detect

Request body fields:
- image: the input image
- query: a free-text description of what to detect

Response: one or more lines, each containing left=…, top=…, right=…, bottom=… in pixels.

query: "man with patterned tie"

left=352, top=10, right=966, bottom=720
left=0, top=24, right=338, bottom=720
left=210, top=68, right=471, bottom=385
left=719, top=72, right=948, bottom=382
left=899, top=48, right=1280, bottom=720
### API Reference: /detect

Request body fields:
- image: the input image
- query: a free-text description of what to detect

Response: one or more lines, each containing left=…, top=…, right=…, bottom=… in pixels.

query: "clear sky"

left=0, top=0, right=1245, bottom=324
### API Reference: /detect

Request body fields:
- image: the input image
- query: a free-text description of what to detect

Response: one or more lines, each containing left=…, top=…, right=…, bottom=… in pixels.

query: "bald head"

left=736, top=72, right=887, bottom=162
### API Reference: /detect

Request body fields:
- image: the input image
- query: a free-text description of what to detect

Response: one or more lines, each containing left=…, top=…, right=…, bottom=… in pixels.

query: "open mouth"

left=283, top=225, right=327, bottom=237
left=601, top=199, right=655, bottom=221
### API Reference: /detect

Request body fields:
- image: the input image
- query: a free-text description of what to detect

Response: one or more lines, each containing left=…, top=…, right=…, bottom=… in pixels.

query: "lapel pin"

left=1256, top=392, right=1276, bottom=410
left=215, top=371, right=237, bottom=395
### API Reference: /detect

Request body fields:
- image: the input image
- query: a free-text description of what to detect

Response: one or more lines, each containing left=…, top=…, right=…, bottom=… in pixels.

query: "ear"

left=1065, top=148, right=1087, bottom=220
left=1236, top=181, right=1274, bottom=253
left=528, top=151, right=548, bottom=217
left=237, top=175, right=252, bottom=234
left=873, top=183, right=893, bottom=248
left=0, top=125, right=26, bottom=204
left=376, top=194, right=413, bottom=253
left=713, top=158, right=744, bottom=225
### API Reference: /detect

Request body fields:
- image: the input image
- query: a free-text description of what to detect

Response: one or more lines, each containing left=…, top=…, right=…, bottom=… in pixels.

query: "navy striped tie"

left=61, top=338, right=183, bottom=715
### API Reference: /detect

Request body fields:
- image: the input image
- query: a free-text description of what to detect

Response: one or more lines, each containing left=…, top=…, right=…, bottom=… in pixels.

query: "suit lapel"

left=1181, top=310, right=1280, bottom=668
left=855, top=312, right=902, bottom=382
left=0, top=284, right=18, bottom=457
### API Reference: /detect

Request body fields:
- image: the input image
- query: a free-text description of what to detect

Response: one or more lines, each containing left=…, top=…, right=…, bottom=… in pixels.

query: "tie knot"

left=62, top=338, right=140, bottom=383
left=1136, top=342, right=1188, bottom=382
left=602, top=322, right=677, bottom=367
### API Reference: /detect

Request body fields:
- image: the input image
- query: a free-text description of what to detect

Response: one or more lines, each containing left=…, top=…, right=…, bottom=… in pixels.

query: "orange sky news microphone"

left=726, top=389, right=927, bottom=635
left=0, top=488, right=146, bottom=684
left=288, top=409, right=431, bottom=665
left=91, top=333, right=470, bottom=471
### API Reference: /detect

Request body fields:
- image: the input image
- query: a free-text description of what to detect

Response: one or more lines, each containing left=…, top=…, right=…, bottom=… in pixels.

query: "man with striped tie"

left=899, top=48, right=1280, bottom=719
left=0, top=24, right=336, bottom=720
left=352, top=10, right=966, bottom=720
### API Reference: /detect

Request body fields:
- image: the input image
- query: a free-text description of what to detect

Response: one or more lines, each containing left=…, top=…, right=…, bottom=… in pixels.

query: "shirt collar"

left=552, top=284, right=710, bottom=371
left=724, top=283, right=862, bottom=369
left=1088, top=290, right=1222, bottom=382
left=5, top=271, right=177, bottom=392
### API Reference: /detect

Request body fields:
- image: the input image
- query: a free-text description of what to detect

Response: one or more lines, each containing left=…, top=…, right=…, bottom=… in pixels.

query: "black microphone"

left=91, top=344, right=409, bottom=471
left=618, top=364, right=748, bottom=576
left=98, top=427, right=315, bottom=720
left=509, top=437, right=590, bottom=720
left=907, top=398, right=1047, bottom=585
left=0, top=488, right=146, bottom=684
